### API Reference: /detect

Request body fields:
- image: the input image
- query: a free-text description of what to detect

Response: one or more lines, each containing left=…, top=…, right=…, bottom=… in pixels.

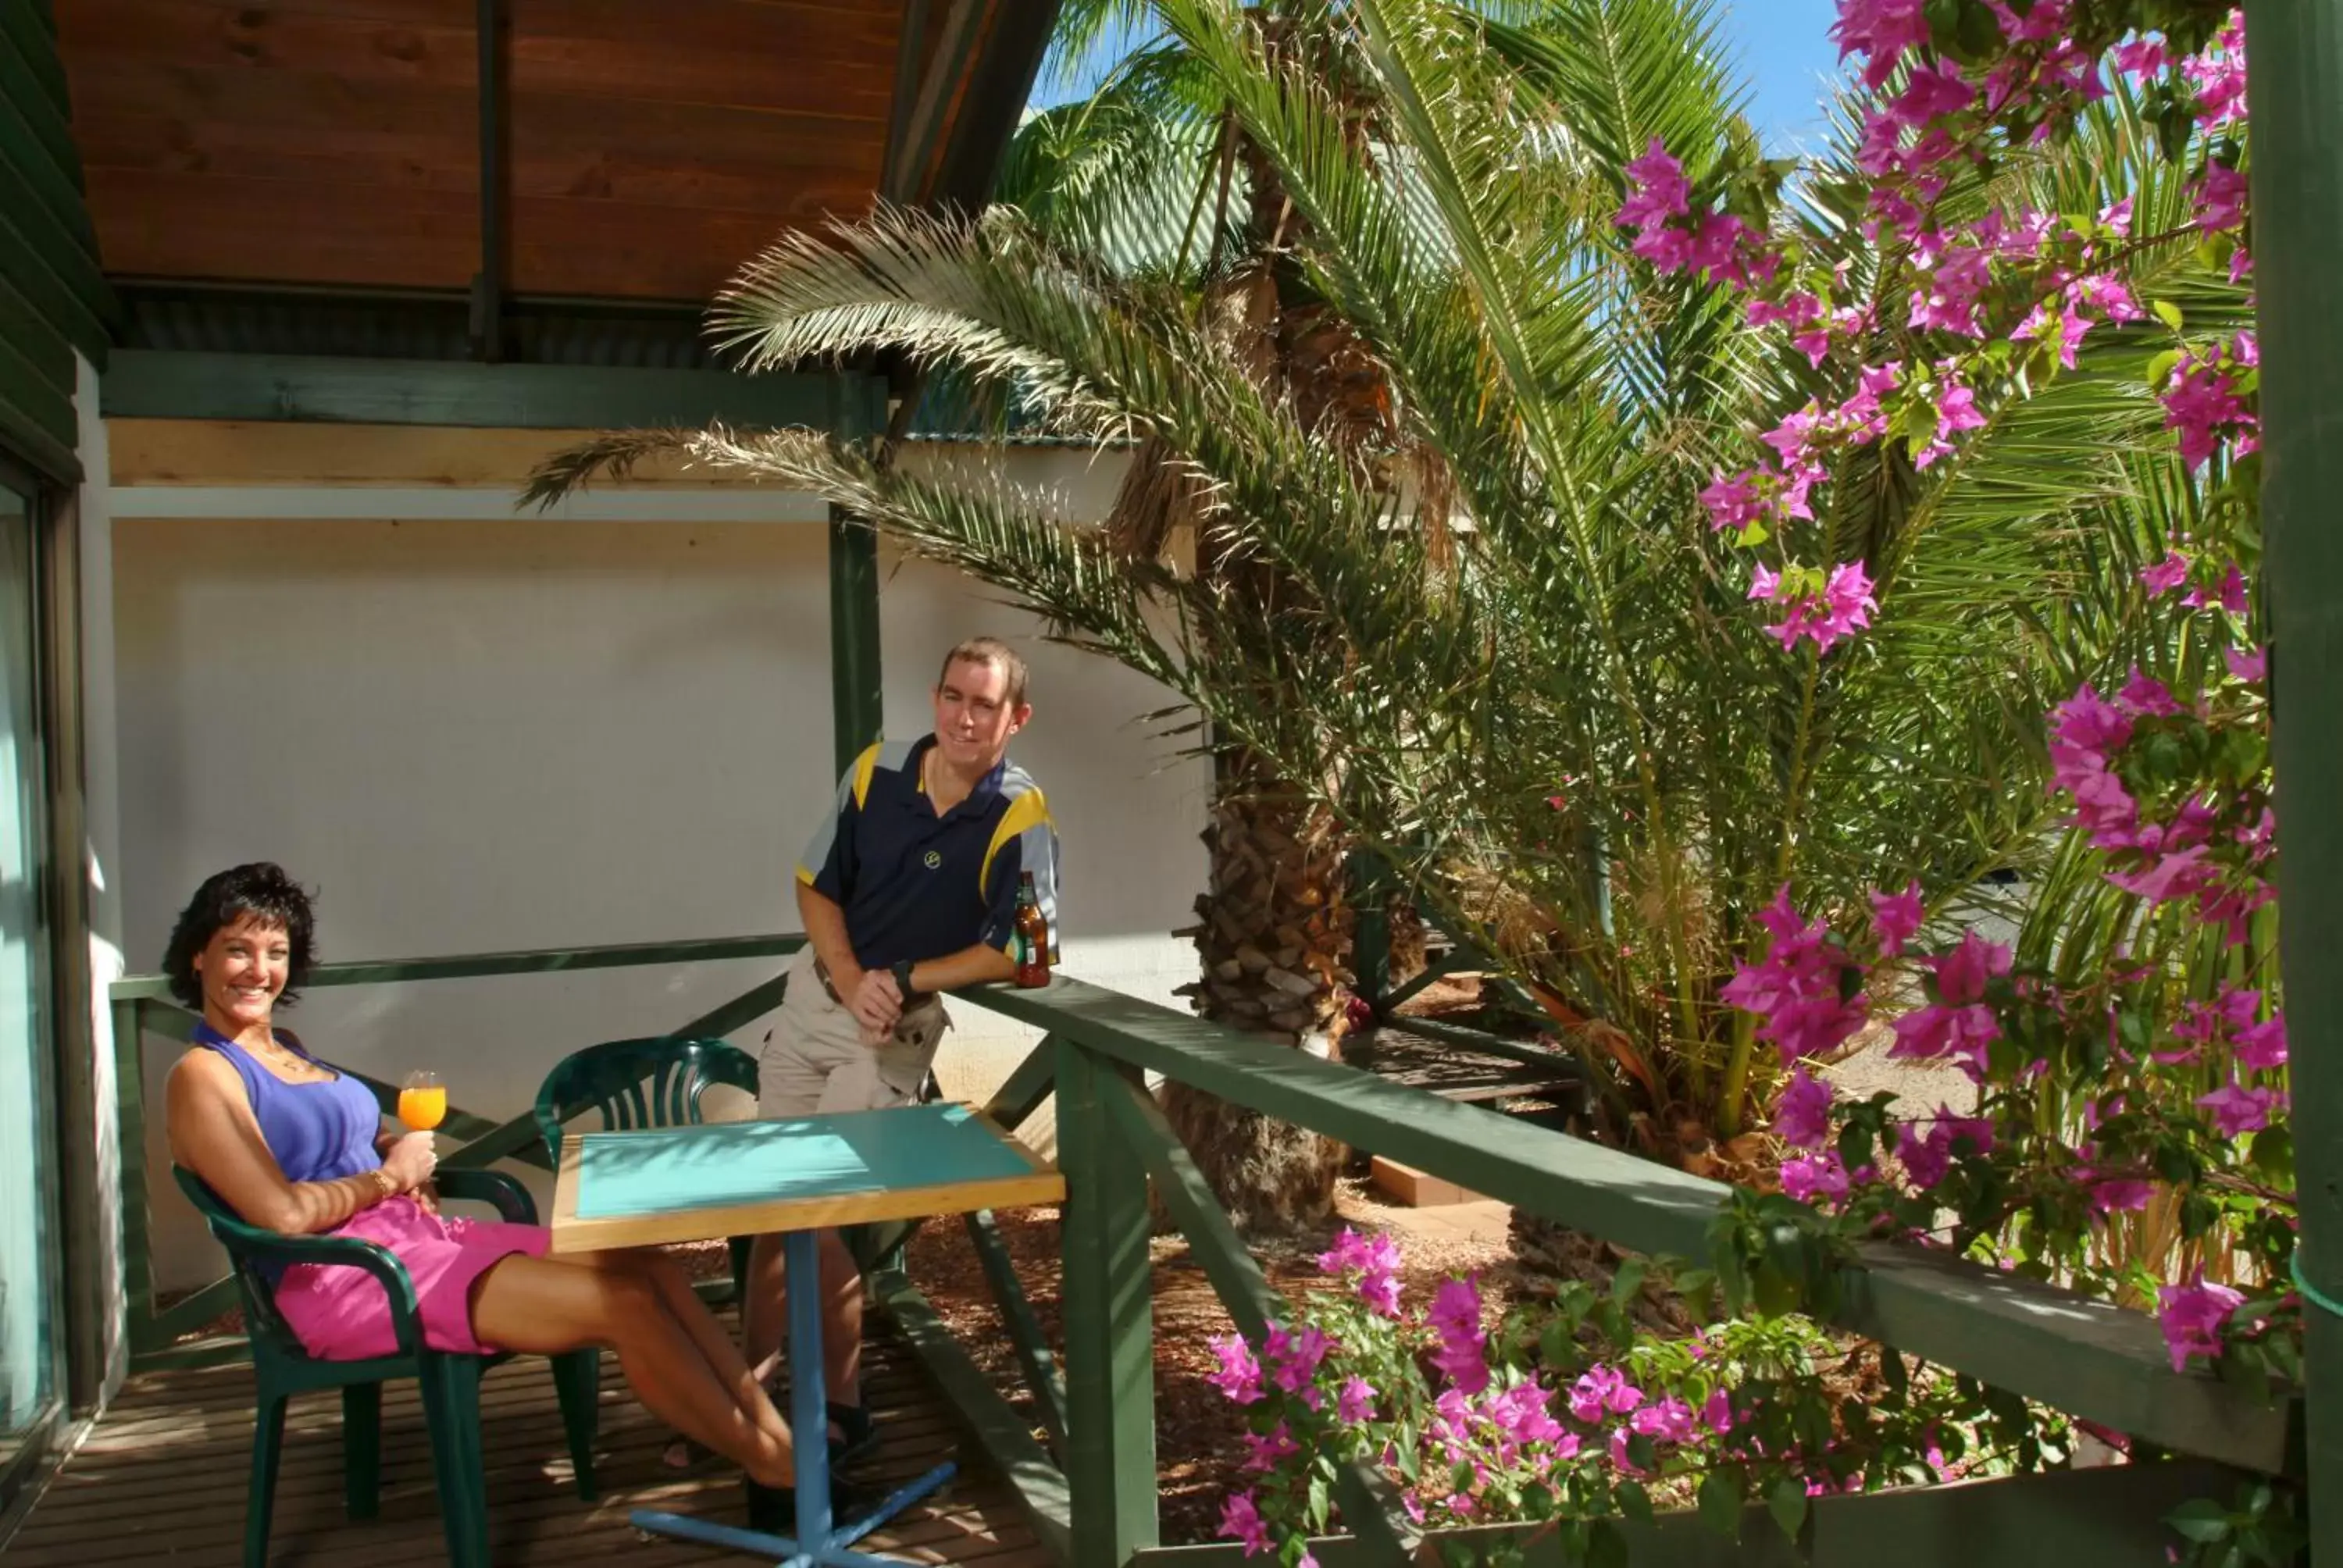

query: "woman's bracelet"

left=366, top=1167, right=397, bottom=1203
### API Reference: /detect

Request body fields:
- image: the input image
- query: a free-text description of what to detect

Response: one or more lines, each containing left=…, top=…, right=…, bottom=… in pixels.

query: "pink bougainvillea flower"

left=2224, top=644, right=2268, bottom=682
left=2192, top=162, right=2248, bottom=232
left=1701, top=1385, right=1735, bottom=1433
left=2105, top=844, right=2213, bottom=904
left=1934, top=929, right=2013, bottom=1005
left=2014, top=299, right=2091, bottom=368
left=1833, top=0, right=1933, bottom=87
left=2234, top=1012, right=2288, bottom=1071
left=2183, top=559, right=2251, bottom=616
left=2085, top=1175, right=2156, bottom=1215
left=1618, top=138, right=1692, bottom=228
left=1892, top=60, right=1977, bottom=127
left=1781, top=1149, right=1852, bottom=1205
left=2183, top=21, right=2248, bottom=129
left=1896, top=1121, right=1953, bottom=1190
left=1219, top=1490, right=1274, bottom=1556
left=1207, top=1332, right=1264, bottom=1405
left=1265, top=1325, right=1333, bottom=1394
left=1870, top=880, right=1924, bottom=955
left=1699, top=469, right=1769, bottom=534
left=2111, top=37, right=2169, bottom=79
left=1486, top=1383, right=1565, bottom=1446
left=1629, top=1395, right=1698, bottom=1445
left=2155, top=1277, right=2245, bottom=1372
left=1241, top=1422, right=1300, bottom=1474
left=1567, top=1365, right=1643, bottom=1424
left=1773, top=1067, right=1836, bottom=1150
left=2139, top=551, right=2192, bottom=595
left=2197, top=1080, right=2284, bottom=1139
left=1428, top=1276, right=1489, bottom=1395
left=1721, top=886, right=1871, bottom=1066
left=2068, top=273, right=2145, bottom=323
left=2117, top=667, right=2183, bottom=717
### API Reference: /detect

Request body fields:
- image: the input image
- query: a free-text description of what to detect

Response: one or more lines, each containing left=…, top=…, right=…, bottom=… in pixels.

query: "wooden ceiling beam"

left=880, top=0, right=982, bottom=205
left=469, top=0, right=508, bottom=360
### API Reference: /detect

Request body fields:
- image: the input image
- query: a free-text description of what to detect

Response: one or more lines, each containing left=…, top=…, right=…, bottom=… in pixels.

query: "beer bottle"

left=1014, top=871, right=1050, bottom=988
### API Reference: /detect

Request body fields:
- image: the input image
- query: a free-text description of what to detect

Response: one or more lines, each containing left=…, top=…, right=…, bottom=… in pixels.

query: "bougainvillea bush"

left=1209, top=0, right=2295, bottom=1559
left=1213, top=1231, right=2076, bottom=1566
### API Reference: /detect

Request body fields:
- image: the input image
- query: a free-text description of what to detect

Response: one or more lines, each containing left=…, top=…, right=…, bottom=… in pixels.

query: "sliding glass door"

left=0, top=472, right=62, bottom=1492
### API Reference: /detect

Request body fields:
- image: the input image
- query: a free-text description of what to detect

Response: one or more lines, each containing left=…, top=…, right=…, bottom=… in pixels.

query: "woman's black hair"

left=161, top=863, right=319, bottom=1011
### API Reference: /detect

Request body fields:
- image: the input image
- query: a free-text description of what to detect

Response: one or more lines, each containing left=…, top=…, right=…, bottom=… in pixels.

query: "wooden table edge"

left=548, top=1167, right=1066, bottom=1254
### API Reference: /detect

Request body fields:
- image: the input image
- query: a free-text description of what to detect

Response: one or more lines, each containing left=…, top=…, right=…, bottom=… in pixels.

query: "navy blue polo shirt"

left=795, top=736, right=1059, bottom=971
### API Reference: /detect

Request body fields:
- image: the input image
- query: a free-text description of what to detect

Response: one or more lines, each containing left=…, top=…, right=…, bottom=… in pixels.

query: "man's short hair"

left=936, top=637, right=1029, bottom=708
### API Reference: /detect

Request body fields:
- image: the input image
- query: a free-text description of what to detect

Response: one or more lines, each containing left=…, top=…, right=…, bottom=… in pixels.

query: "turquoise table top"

left=549, top=1101, right=1064, bottom=1252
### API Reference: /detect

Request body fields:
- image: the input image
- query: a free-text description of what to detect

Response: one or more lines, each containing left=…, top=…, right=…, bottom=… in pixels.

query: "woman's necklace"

left=244, top=1028, right=316, bottom=1078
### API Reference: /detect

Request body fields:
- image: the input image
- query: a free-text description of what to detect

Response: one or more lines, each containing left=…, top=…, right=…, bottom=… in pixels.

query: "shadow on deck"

left=4, top=1320, right=1052, bottom=1567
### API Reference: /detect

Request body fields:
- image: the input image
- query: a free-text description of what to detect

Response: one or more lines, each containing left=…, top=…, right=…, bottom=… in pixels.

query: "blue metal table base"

left=629, top=1231, right=956, bottom=1566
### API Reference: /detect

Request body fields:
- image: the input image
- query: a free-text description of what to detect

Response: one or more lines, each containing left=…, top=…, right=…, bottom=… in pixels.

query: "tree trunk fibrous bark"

left=1164, top=759, right=1352, bottom=1234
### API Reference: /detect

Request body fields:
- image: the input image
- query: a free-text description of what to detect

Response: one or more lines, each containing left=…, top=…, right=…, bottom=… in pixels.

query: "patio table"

left=550, top=1102, right=1065, bottom=1567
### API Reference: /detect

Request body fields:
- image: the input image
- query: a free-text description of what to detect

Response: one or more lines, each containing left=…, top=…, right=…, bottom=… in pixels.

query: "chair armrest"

left=219, top=1226, right=425, bottom=1358
left=435, top=1167, right=539, bottom=1225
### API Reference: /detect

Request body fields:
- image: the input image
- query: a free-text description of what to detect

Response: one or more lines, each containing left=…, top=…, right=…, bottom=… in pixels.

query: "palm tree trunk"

left=1164, top=754, right=1351, bottom=1234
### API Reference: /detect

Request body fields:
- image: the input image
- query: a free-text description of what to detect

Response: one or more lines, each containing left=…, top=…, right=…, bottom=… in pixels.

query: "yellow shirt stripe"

left=979, top=787, right=1054, bottom=897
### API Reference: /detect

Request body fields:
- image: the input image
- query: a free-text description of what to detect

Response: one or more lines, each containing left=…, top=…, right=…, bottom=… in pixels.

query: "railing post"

left=111, top=996, right=156, bottom=1350
left=2245, top=0, right=2343, bottom=1556
left=1055, top=1036, right=1157, bottom=1563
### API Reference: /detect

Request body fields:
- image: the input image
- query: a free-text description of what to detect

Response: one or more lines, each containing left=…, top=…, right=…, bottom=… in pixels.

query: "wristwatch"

left=891, top=958, right=919, bottom=1003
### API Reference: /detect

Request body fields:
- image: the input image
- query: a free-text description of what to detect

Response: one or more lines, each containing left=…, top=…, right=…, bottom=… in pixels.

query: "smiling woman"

left=156, top=862, right=850, bottom=1530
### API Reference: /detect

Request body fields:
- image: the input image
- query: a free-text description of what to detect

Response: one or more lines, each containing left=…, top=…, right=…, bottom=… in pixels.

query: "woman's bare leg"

left=468, top=1253, right=796, bottom=1486
left=580, top=1249, right=789, bottom=1445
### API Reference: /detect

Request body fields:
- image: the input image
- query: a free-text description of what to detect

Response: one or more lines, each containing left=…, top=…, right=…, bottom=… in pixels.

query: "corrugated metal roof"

left=116, top=287, right=718, bottom=370
left=107, top=286, right=1118, bottom=447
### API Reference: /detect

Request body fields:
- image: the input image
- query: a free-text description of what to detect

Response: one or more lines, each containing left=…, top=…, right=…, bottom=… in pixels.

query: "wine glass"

left=398, top=1069, right=448, bottom=1145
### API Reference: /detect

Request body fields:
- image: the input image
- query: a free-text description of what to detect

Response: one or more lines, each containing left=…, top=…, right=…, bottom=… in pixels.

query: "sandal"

left=827, top=1401, right=882, bottom=1470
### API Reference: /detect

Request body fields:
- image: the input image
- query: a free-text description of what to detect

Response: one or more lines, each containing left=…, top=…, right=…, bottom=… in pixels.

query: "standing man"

left=748, top=636, right=1057, bottom=1466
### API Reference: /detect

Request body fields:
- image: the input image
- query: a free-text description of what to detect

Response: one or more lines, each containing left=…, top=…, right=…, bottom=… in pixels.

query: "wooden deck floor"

left=3, top=1327, right=1054, bottom=1567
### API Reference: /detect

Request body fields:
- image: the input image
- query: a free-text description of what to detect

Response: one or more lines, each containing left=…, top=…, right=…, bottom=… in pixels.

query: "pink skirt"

left=273, top=1195, right=547, bottom=1360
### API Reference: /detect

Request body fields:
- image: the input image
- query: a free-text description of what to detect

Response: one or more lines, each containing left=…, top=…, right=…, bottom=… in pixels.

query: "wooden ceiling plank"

left=85, top=165, right=872, bottom=299
left=67, top=56, right=884, bottom=185
left=84, top=166, right=480, bottom=289
left=57, top=0, right=477, bottom=87
left=508, top=192, right=875, bottom=300
left=59, top=0, right=897, bottom=116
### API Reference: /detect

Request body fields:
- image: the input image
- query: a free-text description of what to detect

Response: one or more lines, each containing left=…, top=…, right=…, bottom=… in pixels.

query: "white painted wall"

left=103, top=438, right=1207, bottom=1292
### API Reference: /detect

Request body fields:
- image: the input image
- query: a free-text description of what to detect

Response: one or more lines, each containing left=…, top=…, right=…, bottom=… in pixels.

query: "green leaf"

left=1614, top=1477, right=1656, bottom=1527
left=1306, top=1473, right=1331, bottom=1532
left=2166, top=1498, right=2236, bottom=1545
left=1611, top=1258, right=1649, bottom=1310
left=2152, top=299, right=2187, bottom=333
left=1768, top=1477, right=1810, bottom=1542
left=1672, top=1267, right=1716, bottom=1311
left=1697, top=1472, right=1744, bottom=1541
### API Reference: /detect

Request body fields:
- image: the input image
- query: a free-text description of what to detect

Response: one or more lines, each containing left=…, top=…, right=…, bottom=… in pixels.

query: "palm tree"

left=529, top=0, right=2238, bottom=1176
left=940, top=0, right=1592, bottom=1231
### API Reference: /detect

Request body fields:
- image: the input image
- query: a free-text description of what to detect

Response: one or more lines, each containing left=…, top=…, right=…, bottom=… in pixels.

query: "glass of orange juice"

left=398, top=1069, right=448, bottom=1139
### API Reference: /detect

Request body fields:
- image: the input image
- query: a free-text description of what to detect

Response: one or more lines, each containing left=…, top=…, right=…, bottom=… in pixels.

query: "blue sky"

left=1031, top=2, right=1849, bottom=154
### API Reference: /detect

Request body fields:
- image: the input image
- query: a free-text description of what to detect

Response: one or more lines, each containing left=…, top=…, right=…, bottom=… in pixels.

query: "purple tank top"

left=193, top=1022, right=381, bottom=1185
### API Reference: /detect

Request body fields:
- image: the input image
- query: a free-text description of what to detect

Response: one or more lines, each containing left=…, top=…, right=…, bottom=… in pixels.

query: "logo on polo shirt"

left=923, top=850, right=943, bottom=869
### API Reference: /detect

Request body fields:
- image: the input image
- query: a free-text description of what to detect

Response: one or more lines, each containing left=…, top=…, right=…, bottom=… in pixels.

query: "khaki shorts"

left=758, top=945, right=950, bottom=1118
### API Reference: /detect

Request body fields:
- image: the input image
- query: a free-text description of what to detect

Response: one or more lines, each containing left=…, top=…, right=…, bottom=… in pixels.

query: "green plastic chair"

left=173, top=1164, right=600, bottom=1568
left=532, top=1035, right=761, bottom=1300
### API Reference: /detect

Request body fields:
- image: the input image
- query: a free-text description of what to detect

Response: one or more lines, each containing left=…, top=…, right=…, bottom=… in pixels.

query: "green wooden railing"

left=964, top=977, right=2297, bottom=1566
left=112, top=940, right=2300, bottom=1564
